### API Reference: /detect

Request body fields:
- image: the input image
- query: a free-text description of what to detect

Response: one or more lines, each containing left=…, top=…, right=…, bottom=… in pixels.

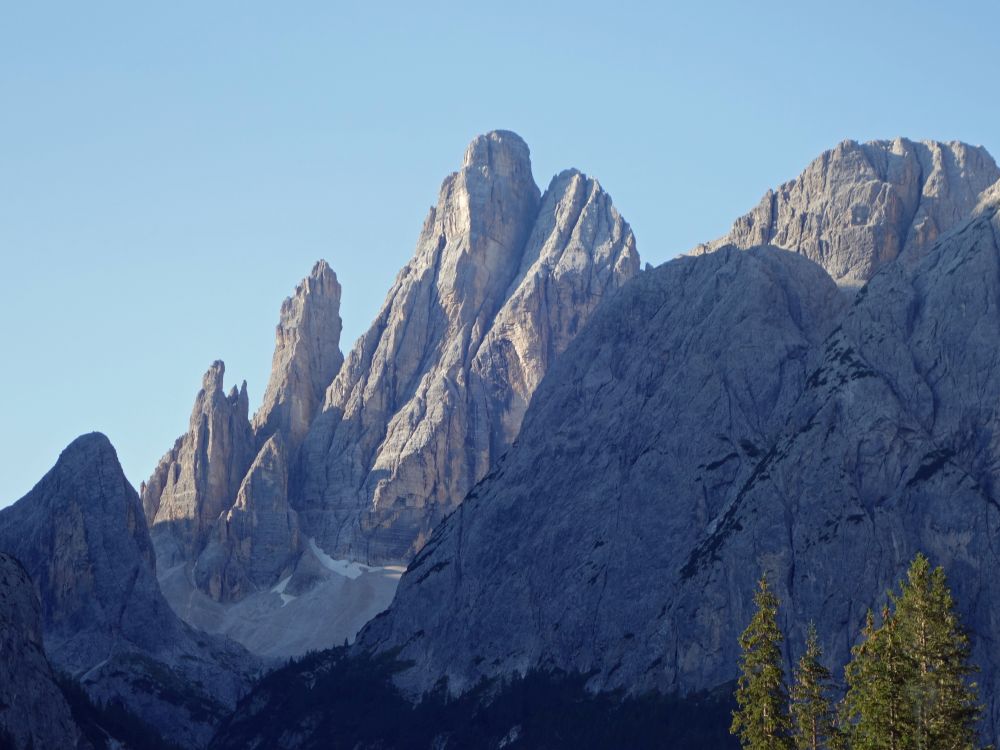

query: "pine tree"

left=790, top=623, right=837, bottom=750
left=892, top=553, right=983, bottom=750
left=731, top=574, right=794, bottom=750
left=844, top=606, right=914, bottom=750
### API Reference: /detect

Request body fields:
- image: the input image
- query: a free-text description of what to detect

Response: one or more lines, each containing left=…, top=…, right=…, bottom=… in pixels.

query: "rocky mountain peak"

left=252, top=259, right=344, bottom=452
left=0, top=432, right=256, bottom=748
left=461, top=129, right=532, bottom=174
left=357, top=140, right=1000, bottom=742
left=296, top=130, right=638, bottom=565
left=203, top=359, right=226, bottom=391
left=143, top=361, right=256, bottom=560
left=694, top=137, right=1000, bottom=285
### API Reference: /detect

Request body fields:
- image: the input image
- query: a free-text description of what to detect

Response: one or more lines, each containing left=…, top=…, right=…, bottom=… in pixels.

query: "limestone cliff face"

left=252, top=260, right=344, bottom=452
left=297, top=131, right=639, bottom=564
left=145, top=261, right=344, bottom=604
left=360, top=194, right=1000, bottom=740
left=0, top=552, right=82, bottom=750
left=0, top=433, right=256, bottom=749
left=143, top=361, right=256, bottom=562
left=194, top=434, right=300, bottom=602
left=359, top=244, right=845, bottom=692
left=694, top=138, right=1000, bottom=285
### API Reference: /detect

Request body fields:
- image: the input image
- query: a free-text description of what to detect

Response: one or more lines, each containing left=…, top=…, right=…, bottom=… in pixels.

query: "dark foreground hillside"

left=210, top=648, right=737, bottom=750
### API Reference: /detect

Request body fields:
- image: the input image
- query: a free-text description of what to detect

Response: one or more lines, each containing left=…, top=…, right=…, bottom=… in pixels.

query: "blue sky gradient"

left=2, top=1, right=998, bottom=506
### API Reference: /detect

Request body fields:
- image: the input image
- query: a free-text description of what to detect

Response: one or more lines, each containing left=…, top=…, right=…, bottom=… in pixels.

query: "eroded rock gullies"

left=142, top=361, right=256, bottom=566
left=0, top=433, right=256, bottom=749
left=195, top=433, right=301, bottom=602
left=146, top=260, right=345, bottom=604
left=360, top=194, right=1000, bottom=741
left=0, top=552, right=82, bottom=750
left=694, top=138, right=1000, bottom=285
left=296, top=130, right=639, bottom=564
left=252, top=259, right=344, bottom=453
left=358, top=244, right=845, bottom=693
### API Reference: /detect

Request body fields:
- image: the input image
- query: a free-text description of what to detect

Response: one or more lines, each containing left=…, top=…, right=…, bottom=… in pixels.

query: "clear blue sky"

left=2, top=1, right=998, bottom=507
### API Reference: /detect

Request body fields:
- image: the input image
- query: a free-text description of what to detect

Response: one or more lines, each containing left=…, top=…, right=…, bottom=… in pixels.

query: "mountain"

left=0, top=552, right=83, bottom=750
left=252, top=259, right=345, bottom=452
left=296, top=130, right=640, bottom=565
left=0, top=433, right=257, bottom=749
left=693, top=138, right=999, bottom=286
left=358, top=244, right=845, bottom=692
left=143, top=260, right=343, bottom=604
left=357, top=146, right=1000, bottom=741
left=143, top=129, right=638, bottom=661
left=141, top=263, right=403, bottom=659
left=142, top=361, right=257, bottom=567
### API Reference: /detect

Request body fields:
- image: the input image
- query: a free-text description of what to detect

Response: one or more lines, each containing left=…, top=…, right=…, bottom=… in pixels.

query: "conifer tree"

left=790, top=623, right=837, bottom=750
left=844, top=606, right=914, bottom=750
left=731, top=574, right=794, bottom=750
left=892, top=553, right=982, bottom=750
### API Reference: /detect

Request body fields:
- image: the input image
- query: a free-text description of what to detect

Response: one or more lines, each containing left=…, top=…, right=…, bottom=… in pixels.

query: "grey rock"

left=0, top=552, right=83, bottom=750
left=359, top=244, right=844, bottom=694
left=0, top=433, right=257, bottom=749
left=297, top=131, right=639, bottom=564
left=147, top=262, right=344, bottom=605
left=143, top=361, right=256, bottom=565
left=252, top=260, right=344, bottom=452
left=194, top=434, right=301, bottom=602
left=693, top=138, right=999, bottom=285
left=360, top=193, right=1000, bottom=741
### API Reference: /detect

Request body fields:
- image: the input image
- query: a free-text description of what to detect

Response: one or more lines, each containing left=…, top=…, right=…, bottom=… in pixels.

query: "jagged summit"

left=143, top=360, right=255, bottom=558
left=144, top=259, right=344, bottom=607
left=296, top=130, right=639, bottom=564
left=253, top=258, right=344, bottom=451
left=694, top=137, right=1000, bottom=285
left=357, top=140, right=1000, bottom=742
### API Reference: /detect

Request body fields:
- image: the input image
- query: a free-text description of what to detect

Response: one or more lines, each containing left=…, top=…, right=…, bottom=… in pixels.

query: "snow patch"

left=308, top=538, right=372, bottom=580
left=271, top=575, right=296, bottom=606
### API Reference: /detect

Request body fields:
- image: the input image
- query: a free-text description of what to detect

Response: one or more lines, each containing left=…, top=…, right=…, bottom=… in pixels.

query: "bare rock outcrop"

left=145, top=261, right=344, bottom=605
left=0, top=552, right=83, bottom=750
left=694, top=138, right=999, bottom=285
left=194, top=434, right=301, bottom=602
left=142, top=361, right=256, bottom=565
left=360, top=191, right=1000, bottom=742
left=296, top=131, right=639, bottom=564
left=252, top=260, right=344, bottom=452
left=358, top=244, right=845, bottom=693
left=0, top=433, right=257, bottom=749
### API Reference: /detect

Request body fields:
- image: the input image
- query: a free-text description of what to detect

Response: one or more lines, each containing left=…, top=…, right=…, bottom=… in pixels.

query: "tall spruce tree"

left=732, top=574, right=794, bottom=750
left=844, top=606, right=915, bottom=750
left=891, top=553, right=982, bottom=750
left=790, top=623, right=837, bottom=750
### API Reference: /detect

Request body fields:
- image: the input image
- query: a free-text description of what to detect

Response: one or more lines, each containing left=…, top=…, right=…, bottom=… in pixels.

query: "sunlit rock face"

left=0, top=433, right=257, bottom=749
left=252, top=259, right=344, bottom=453
left=143, top=260, right=344, bottom=604
left=693, top=138, right=1000, bottom=286
left=297, top=130, right=640, bottom=565
left=359, top=244, right=845, bottom=694
left=360, top=182, right=1000, bottom=742
left=142, top=360, right=256, bottom=564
